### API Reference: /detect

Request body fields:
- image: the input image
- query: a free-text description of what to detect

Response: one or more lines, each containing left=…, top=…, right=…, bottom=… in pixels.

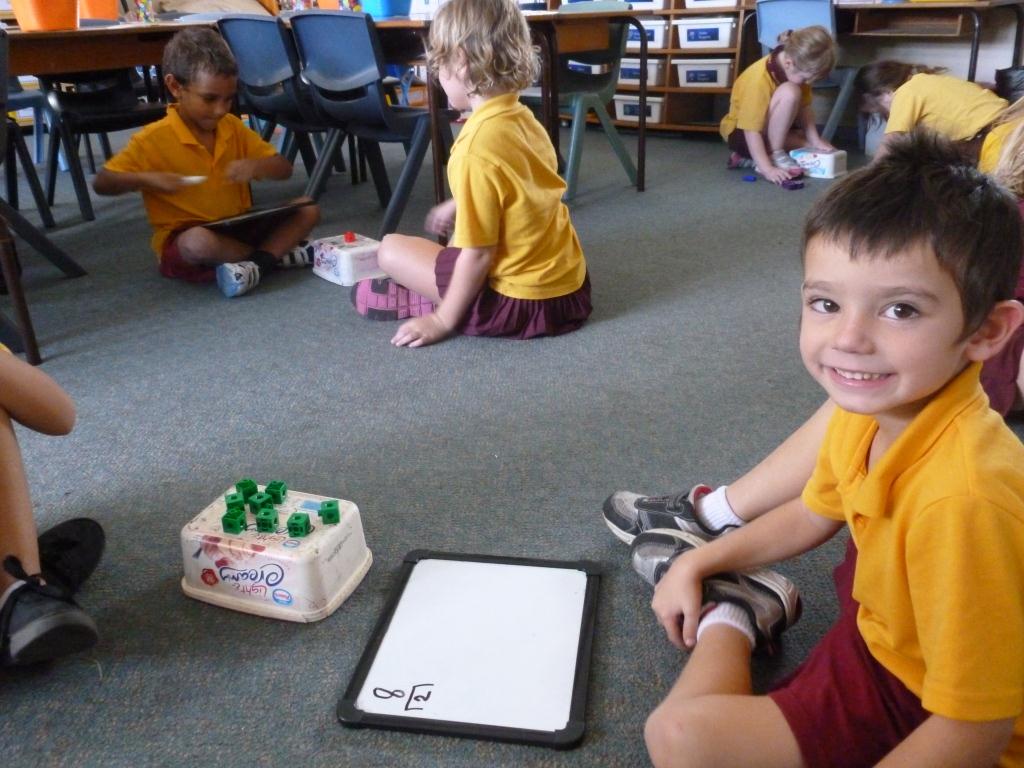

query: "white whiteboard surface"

left=351, top=558, right=590, bottom=733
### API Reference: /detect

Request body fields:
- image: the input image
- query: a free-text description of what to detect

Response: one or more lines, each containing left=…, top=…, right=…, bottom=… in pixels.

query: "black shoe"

left=37, top=518, right=105, bottom=595
left=604, top=484, right=735, bottom=545
left=1, top=557, right=98, bottom=666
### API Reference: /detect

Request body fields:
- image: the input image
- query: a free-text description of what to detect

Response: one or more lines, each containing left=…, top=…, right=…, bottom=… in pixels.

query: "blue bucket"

left=361, top=0, right=411, bottom=17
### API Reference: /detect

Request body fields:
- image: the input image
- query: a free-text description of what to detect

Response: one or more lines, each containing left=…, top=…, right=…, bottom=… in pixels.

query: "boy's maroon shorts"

left=768, top=539, right=929, bottom=768
left=159, top=231, right=216, bottom=283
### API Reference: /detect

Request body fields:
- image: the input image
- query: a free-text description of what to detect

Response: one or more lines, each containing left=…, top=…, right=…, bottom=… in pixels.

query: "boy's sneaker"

left=0, top=557, right=98, bottom=666
left=770, top=150, right=804, bottom=177
left=37, top=518, right=105, bottom=595
left=216, top=261, right=260, bottom=298
left=278, top=240, right=315, bottom=269
left=630, top=529, right=801, bottom=654
left=727, top=152, right=756, bottom=170
left=603, top=484, right=736, bottom=545
left=351, top=278, right=435, bottom=321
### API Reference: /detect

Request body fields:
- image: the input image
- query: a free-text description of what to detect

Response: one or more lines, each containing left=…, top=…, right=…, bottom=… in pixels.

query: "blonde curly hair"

left=427, top=0, right=539, bottom=97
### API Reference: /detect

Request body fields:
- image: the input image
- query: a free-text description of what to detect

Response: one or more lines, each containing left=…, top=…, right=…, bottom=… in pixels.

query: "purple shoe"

left=350, top=278, right=435, bottom=321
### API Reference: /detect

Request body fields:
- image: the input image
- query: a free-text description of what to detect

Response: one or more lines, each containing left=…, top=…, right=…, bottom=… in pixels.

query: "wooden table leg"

left=0, top=219, right=41, bottom=365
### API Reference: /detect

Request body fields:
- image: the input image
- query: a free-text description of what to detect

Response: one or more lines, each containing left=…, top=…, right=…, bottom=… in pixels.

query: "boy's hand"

left=650, top=553, right=706, bottom=650
left=391, top=313, right=452, bottom=348
left=224, top=159, right=262, bottom=183
left=425, top=199, right=457, bottom=237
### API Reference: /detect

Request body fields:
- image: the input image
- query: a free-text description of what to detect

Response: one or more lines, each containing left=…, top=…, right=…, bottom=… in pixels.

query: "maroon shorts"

left=768, top=539, right=928, bottom=768
left=434, top=247, right=592, bottom=339
left=158, top=218, right=280, bottom=284
left=727, top=129, right=760, bottom=159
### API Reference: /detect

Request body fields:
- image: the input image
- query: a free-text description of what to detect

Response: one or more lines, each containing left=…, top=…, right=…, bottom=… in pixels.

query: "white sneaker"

left=216, top=261, right=260, bottom=298
left=278, top=240, right=315, bottom=269
left=771, top=150, right=804, bottom=176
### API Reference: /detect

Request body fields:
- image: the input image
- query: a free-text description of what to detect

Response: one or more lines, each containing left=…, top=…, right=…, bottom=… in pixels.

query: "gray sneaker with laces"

left=630, top=528, right=801, bottom=654
left=603, top=484, right=735, bottom=544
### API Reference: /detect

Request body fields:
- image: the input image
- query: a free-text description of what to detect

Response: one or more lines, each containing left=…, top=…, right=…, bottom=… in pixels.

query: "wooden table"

left=9, top=12, right=648, bottom=198
left=837, top=0, right=1024, bottom=82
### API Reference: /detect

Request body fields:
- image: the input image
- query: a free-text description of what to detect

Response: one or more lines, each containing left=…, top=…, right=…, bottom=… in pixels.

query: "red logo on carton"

left=201, top=568, right=219, bottom=586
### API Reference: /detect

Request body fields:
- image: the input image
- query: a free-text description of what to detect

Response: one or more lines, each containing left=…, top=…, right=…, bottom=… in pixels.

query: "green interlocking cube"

left=319, top=499, right=340, bottom=525
left=255, top=506, right=278, bottom=533
left=287, top=512, right=311, bottom=538
left=224, top=492, right=245, bottom=514
left=265, top=480, right=288, bottom=504
left=248, top=492, right=273, bottom=513
left=236, top=478, right=258, bottom=500
left=221, top=507, right=247, bottom=535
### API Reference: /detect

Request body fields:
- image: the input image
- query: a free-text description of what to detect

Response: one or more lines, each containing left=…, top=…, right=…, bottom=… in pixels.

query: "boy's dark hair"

left=803, top=130, right=1021, bottom=338
left=162, top=28, right=238, bottom=86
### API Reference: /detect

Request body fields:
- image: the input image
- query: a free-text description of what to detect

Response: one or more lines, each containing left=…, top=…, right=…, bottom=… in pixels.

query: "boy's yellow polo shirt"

left=103, top=105, right=278, bottom=259
left=885, top=73, right=1007, bottom=141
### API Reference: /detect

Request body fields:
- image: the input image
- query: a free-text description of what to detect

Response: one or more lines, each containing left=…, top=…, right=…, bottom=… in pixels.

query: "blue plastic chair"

left=217, top=14, right=346, bottom=197
left=755, top=0, right=856, bottom=143
left=521, top=0, right=637, bottom=201
left=290, top=10, right=451, bottom=238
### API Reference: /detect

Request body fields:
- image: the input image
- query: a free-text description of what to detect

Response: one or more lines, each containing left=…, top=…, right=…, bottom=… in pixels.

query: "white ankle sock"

left=696, top=602, right=755, bottom=649
left=695, top=485, right=745, bottom=531
left=0, top=579, right=25, bottom=611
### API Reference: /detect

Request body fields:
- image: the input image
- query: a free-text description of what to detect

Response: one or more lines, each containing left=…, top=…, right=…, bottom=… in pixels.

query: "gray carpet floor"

left=0, top=126, right=884, bottom=766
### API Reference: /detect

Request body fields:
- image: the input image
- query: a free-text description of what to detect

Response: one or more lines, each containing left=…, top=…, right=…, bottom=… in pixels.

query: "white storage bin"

left=567, top=60, right=611, bottom=76
left=627, top=20, right=669, bottom=51
left=613, top=94, right=665, bottom=123
left=673, top=17, right=736, bottom=49
left=674, top=58, right=734, bottom=88
left=619, top=57, right=667, bottom=86
left=684, top=0, right=737, bottom=8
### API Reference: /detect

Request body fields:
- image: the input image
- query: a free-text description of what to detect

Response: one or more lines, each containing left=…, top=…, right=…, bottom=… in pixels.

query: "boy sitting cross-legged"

left=93, top=27, right=320, bottom=299
left=629, top=132, right=1024, bottom=768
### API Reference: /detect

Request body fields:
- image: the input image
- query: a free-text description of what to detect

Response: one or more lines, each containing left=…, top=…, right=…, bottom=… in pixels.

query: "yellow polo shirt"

left=803, top=363, right=1024, bottom=766
left=719, top=53, right=812, bottom=140
left=886, top=73, right=1007, bottom=141
left=103, top=105, right=279, bottom=259
left=979, top=117, right=1023, bottom=174
left=448, top=93, right=586, bottom=300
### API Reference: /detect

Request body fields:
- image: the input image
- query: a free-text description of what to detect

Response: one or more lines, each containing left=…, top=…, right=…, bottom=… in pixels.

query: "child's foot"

left=0, top=557, right=98, bottom=666
left=630, top=529, right=801, bottom=653
left=37, top=518, right=105, bottom=595
left=770, top=150, right=804, bottom=177
left=278, top=240, right=316, bottom=269
left=216, top=261, right=261, bottom=298
left=726, top=152, right=756, bottom=170
left=603, top=484, right=736, bottom=544
left=351, top=278, right=435, bottom=321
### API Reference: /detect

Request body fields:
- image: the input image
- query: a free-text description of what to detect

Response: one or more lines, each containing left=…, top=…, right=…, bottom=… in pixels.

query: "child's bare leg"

left=645, top=626, right=803, bottom=768
left=0, top=408, right=39, bottom=592
left=764, top=83, right=803, bottom=154
left=174, top=227, right=253, bottom=267
left=377, top=234, right=444, bottom=303
left=256, top=202, right=320, bottom=259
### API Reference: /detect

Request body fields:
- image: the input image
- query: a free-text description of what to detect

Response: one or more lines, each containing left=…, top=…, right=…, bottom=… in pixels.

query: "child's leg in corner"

left=764, top=82, right=804, bottom=155
left=376, top=234, right=445, bottom=304
left=0, top=406, right=40, bottom=592
left=644, top=629, right=803, bottom=768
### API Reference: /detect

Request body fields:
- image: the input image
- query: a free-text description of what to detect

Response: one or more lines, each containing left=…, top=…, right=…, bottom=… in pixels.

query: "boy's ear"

left=965, top=300, right=1024, bottom=362
left=164, top=73, right=183, bottom=101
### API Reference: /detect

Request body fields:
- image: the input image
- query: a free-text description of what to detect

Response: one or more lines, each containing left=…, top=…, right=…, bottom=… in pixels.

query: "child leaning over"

left=621, top=132, right=1024, bottom=767
left=0, top=345, right=105, bottom=666
left=351, top=0, right=591, bottom=347
left=719, top=26, right=837, bottom=185
left=858, top=60, right=1008, bottom=163
left=93, top=28, right=320, bottom=299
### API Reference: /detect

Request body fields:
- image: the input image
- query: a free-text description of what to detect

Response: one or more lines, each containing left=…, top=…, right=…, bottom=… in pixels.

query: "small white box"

left=613, top=94, right=665, bottom=123
left=675, top=57, right=734, bottom=87
left=619, top=57, right=667, bottom=86
left=789, top=147, right=848, bottom=179
left=312, top=232, right=385, bottom=286
left=181, top=484, right=373, bottom=623
left=673, top=17, right=736, bottom=49
left=684, top=0, right=737, bottom=8
left=627, top=20, right=669, bottom=51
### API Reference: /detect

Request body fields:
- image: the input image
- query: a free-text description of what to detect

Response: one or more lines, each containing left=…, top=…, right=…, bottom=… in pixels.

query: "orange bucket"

left=317, top=0, right=342, bottom=7
left=11, top=0, right=78, bottom=30
left=80, top=0, right=120, bottom=20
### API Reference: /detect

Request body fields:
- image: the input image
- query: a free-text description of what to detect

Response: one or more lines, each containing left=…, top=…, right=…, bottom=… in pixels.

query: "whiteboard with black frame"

left=337, top=551, right=601, bottom=748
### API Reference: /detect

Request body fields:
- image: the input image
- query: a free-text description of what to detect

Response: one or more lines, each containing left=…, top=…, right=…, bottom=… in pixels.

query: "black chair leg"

left=0, top=225, right=40, bottom=364
left=363, top=141, right=391, bottom=207
left=304, top=128, right=344, bottom=200
left=293, top=132, right=318, bottom=177
left=6, top=133, right=18, bottom=210
left=378, top=118, right=430, bottom=238
left=10, top=122, right=55, bottom=229
left=99, top=132, right=113, bottom=160
left=56, top=123, right=95, bottom=221
left=0, top=198, right=85, bottom=277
